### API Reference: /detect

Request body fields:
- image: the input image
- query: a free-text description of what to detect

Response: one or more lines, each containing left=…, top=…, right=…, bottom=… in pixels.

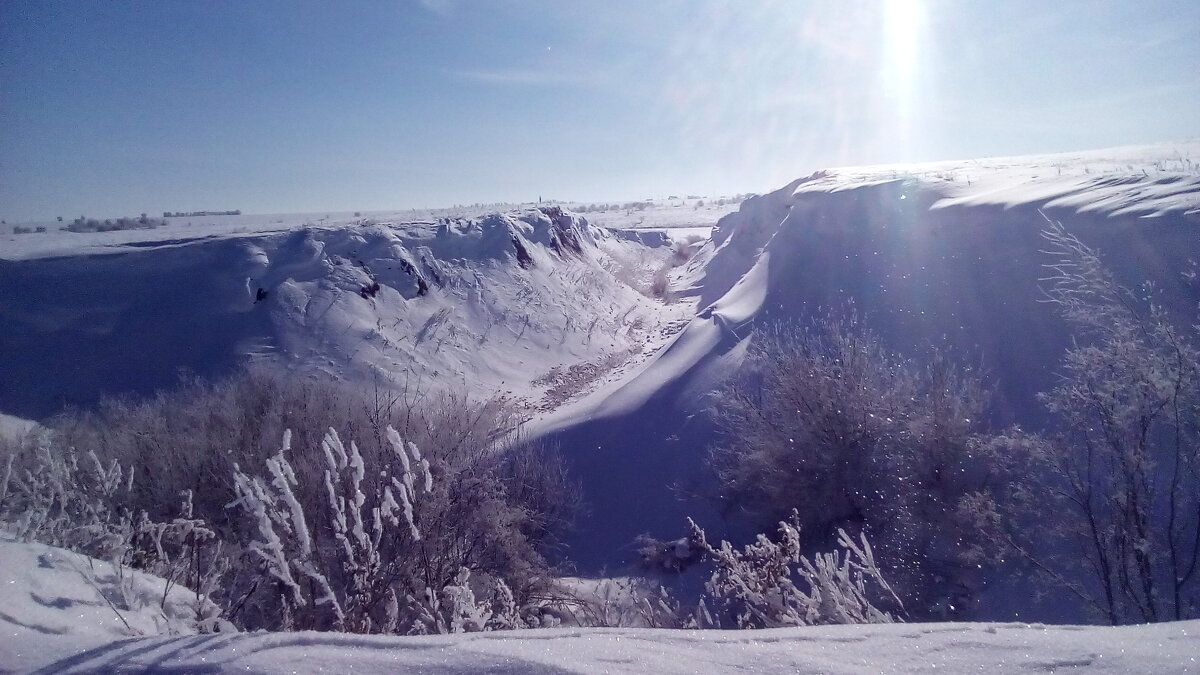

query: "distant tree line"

left=163, top=210, right=241, bottom=217
left=66, top=214, right=165, bottom=232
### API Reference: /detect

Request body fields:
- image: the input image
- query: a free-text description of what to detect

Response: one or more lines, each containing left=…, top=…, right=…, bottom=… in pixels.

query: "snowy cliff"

left=541, top=142, right=1200, bottom=576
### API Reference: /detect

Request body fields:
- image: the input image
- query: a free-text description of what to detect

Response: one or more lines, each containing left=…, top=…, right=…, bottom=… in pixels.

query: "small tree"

left=1027, top=220, right=1200, bottom=623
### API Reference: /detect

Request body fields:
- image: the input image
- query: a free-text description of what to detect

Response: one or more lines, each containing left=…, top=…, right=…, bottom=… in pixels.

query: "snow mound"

left=0, top=538, right=214, bottom=673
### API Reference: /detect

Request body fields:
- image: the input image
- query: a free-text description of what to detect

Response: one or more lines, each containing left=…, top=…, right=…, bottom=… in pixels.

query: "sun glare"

left=882, top=0, right=925, bottom=159
left=884, top=0, right=921, bottom=86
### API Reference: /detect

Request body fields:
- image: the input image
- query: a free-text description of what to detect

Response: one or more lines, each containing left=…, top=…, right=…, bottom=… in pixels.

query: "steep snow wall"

left=542, top=144, right=1200, bottom=580
left=0, top=208, right=677, bottom=419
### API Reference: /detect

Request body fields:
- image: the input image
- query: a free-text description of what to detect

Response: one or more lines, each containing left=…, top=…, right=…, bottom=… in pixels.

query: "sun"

left=884, top=0, right=922, bottom=87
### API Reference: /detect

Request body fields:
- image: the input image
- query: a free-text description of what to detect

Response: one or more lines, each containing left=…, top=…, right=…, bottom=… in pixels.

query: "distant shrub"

left=67, top=214, right=164, bottom=233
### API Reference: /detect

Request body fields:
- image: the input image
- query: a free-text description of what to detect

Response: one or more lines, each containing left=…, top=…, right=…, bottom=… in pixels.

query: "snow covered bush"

left=405, top=567, right=527, bottom=634
left=1004, top=221, right=1200, bottom=624
left=0, top=433, right=229, bottom=633
left=0, top=436, right=134, bottom=556
left=225, top=423, right=567, bottom=634
left=227, top=426, right=432, bottom=632
left=689, top=513, right=904, bottom=628
left=709, top=314, right=1023, bottom=618
left=34, top=368, right=579, bottom=634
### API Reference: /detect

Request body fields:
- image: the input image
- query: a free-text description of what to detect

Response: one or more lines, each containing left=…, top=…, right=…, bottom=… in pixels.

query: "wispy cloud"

left=417, top=0, right=454, bottom=17
left=452, top=68, right=592, bottom=88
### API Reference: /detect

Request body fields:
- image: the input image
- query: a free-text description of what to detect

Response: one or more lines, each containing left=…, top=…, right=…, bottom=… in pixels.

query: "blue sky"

left=1, top=0, right=1197, bottom=220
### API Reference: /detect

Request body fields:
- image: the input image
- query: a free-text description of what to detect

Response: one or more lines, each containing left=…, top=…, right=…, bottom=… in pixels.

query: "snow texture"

left=0, top=538, right=210, bottom=673
left=47, top=621, right=1193, bottom=674
left=0, top=207, right=693, bottom=420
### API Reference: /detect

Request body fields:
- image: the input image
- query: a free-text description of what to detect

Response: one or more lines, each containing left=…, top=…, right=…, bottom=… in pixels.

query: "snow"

left=0, top=538, right=209, bottom=673
left=2, top=540, right=1196, bottom=673
left=9, top=142, right=1191, bottom=426
left=537, top=141, right=1200, bottom=577
left=4, top=143, right=1197, bottom=574
left=2, top=141, right=1200, bottom=671
left=36, top=621, right=1200, bottom=674
left=0, top=200, right=732, bottom=263
left=0, top=413, right=38, bottom=441
left=0, top=207, right=694, bottom=420
left=794, top=140, right=1200, bottom=218
left=565, top=198, right=742, bottom=232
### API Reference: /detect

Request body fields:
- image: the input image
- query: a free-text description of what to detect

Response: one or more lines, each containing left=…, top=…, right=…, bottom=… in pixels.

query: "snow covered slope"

left=540, top=141, right=1200, bottom=577
left=0, top=207, right=689, bottom=419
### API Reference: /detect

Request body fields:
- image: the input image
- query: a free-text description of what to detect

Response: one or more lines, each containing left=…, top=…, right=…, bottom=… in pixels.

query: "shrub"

left=689, top=513, right=904, bottom=628
left=0, top=431, right=229, bottom=633
left=6, top=368, right=579, bottom=634
left=709, top=313, right=1022, bottom=617
left=65, top=215, right=164, bottom=233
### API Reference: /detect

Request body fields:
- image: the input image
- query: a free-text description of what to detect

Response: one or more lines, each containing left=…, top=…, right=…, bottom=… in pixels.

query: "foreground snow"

left=1, top=539, right=1196, bottom=673
left=26, top=614, right=1200, bottom=674
left=0, top=538, right=209, bottom=673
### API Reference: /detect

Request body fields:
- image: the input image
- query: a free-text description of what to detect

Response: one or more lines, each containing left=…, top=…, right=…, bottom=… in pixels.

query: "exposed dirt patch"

left=534, top=346, right=642, bottom=411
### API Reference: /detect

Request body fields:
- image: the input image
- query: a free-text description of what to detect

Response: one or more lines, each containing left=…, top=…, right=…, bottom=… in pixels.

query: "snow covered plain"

left=2, top=141, right=1200, bottom=671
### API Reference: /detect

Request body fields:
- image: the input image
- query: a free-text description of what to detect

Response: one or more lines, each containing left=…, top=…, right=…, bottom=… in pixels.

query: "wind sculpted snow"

left=0, top=208, right=687, bottom=419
